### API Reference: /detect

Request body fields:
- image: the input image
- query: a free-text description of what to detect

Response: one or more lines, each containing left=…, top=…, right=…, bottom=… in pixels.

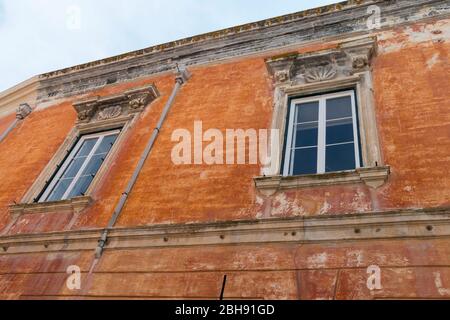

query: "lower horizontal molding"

left=254, top=167, right=391, bottom=194
left=0, top=206, right=450, bottom=255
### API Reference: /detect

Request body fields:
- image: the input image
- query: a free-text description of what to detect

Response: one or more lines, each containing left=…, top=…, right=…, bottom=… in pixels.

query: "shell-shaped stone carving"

left=304, top=65, right=337, bottom=83
left=97, top=105, right=122, bottom=121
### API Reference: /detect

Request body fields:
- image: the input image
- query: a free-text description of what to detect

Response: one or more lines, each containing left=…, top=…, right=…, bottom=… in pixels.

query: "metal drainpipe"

left=0, top=103, right=33, bottom=144
left=95, top=67, right=191, bottom=258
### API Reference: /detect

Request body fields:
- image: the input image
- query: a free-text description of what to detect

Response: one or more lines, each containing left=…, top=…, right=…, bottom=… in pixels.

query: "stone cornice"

left=1, top=206, right=450, bottom=255
left=35, top=0, right=449, bottom=102
left=0, top=76, right=39, bottom=117
left=0, top=77, right=38, bottom=103
left=39, top=0, right=380, bottom=80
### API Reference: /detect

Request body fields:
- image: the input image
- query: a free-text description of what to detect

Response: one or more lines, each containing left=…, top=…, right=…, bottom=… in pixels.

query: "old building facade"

left=0, top=0, right=449, bottom=299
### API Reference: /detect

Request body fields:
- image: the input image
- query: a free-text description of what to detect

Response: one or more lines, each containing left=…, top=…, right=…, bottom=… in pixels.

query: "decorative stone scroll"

left=73, top=85, right=159, bottom=124
left=266, top=37, right=377, bottom=86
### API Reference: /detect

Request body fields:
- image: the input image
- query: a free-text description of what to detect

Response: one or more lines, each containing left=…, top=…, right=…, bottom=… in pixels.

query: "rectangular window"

left=38, top=130, right=120, bottom=202
left=283, top=90, right=361, bottom=176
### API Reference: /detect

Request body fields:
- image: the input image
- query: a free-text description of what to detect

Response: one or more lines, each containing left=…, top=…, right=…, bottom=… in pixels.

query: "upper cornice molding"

left=39, top=0, right=378, bottom=80
left=2, top=0, right=448, bottom=103
left=0, top=76, right=39, bottom=117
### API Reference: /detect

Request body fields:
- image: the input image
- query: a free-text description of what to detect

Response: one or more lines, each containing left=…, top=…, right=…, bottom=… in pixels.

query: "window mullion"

left=317, top=98, right=326, bottom=174
left=62, top=136, right=103, bottom=200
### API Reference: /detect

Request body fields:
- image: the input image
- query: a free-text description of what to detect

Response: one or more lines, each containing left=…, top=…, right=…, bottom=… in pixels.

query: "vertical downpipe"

left=0, top=104, right=33, bottom=237
left=94, top=67, right=191, bottom=259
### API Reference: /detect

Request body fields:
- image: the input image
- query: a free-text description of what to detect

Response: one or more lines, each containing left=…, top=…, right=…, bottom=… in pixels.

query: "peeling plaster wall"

left=0, top=12, right=449, bottom=300
left=0, top=113, right=16, bottom=140
left=2, top=239, right=450, bottom=299
left=373, top=19, right=450, bottom=210
left=2, top=20, right=448, bottom=232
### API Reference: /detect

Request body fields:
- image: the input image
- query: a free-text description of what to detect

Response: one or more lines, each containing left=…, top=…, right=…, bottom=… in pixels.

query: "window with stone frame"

left=254, top=37, right=390, bottom=193
left=10, top=85, right=159, bottom=218
left=37, top=130, right=120, bottom=203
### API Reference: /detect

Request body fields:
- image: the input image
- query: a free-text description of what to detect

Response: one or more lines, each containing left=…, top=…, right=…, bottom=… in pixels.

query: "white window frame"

left=283, top=90, right=361, bottom=176
left=39, top=129, right=120, bottom=203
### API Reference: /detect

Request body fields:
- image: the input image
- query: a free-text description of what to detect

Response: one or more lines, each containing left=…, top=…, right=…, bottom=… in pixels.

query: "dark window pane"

left=68, top=175, right=94, bottom=198
left=326, top=118, right=354, bottom=145
left=325, top=143, right=356, bottom=172
left=95, top=134, right=118, bottom=154
left=77, top=138, right=98, bottom=157
left=47, top=178, right=73, bottom=202
left=295, top=122, right=318, bottom=148
left=292, top=147, right=317, bottom=175
left=296, top=101, right=319, bottom=123
left=82, top=154, right=104, bottom=177
left=62, top=157, right=87, bottom=179
left=326, top=96, right=352, bottom=120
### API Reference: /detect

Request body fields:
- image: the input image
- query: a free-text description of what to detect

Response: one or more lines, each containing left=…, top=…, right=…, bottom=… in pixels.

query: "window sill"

left=9, top=196, right=92, bottom=219
left=254, top=166, right=390, bottom=195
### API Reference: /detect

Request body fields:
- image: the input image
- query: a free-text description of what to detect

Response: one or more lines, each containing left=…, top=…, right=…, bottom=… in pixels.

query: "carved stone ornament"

left=265, top=54, right=296, bottom=84
left=128, top=96, right=147, bottom=110
left=274, top=70, right=290, bottom=83
left=266, top=37, right=377, bottom=86
left=304, top=64, right=337, bottom=83
left=351, top=55, right=369, bottom=70
left=97, top=105, right=122, bottom=121
left=73, top=85, right=159, bottom=124
left=16, top=103, right=33, bottom=120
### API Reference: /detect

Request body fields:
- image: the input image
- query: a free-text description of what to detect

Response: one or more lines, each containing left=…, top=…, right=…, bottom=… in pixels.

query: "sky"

left=0, top=0, right=338, bottom=92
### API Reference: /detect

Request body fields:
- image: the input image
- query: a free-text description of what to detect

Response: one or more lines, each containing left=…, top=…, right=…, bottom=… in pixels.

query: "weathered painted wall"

left=0, top=113, right=16, bottom=140
left=0, top=13, right=449, bottom=299
left=2, top=239, right=450, bottom=299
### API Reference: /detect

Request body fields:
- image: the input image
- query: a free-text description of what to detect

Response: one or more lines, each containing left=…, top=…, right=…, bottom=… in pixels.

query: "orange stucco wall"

left=0, top=18, right=449, bottom=299
left=1, top=239, right=450, bottom=299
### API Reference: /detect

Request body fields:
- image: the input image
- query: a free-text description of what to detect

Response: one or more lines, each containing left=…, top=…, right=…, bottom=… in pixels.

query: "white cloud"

left=0, top=0, right=337, bottom=92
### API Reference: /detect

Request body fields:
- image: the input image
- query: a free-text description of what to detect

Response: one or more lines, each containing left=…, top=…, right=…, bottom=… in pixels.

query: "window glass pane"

left=46, top=178, right=73, bottom=202
left=82, top=154, right=105, bottom=177
left=77, top=138, right=98, bottom=157
left=326, top=118, right=354, bottom=145
left=292, top=147, right=317, bottom=175
left=67, top=175, right=94, bottom=198
left=95, top=134, right=118, bottom=155
left=296, top=101, right=319, bottom=123
left=325, top=143, right=356, bottom=172
left=326, top=96, right=352, bottom=120
left=62, top=157, right=87, bottom=179
left=295, top=122, right=318, bottom=148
